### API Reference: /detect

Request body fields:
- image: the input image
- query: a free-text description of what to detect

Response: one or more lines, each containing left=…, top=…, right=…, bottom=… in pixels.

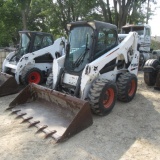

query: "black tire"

left=88, top=79, right=117, bottom=116
left=46, top=73, right=53, bottom=89
left=117, top=72, right=137, bottom=102
left=21, top=67, right=44, bottom=85
left=139, top=53, right=145, bottom=70
left=144, top=72, right=156, bottom=86
left=143, top=59, right=160, bottom=86
left=144, top=59, right=159, bottom=67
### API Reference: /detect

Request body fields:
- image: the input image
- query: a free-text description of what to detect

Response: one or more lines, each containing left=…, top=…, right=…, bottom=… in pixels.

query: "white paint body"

left=2, top=37, right=66, bottom=84
left=53, top=32, right=139, bottom=100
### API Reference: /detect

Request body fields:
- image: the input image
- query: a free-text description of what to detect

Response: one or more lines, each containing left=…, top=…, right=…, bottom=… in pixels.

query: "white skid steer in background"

left=7, top=21, right=139, bottom=142
left=0, top=31, right=65, bottom=96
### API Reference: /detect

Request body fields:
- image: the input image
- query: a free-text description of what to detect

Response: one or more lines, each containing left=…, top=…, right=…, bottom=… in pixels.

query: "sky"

left=148, top=1, right=160, bottom=36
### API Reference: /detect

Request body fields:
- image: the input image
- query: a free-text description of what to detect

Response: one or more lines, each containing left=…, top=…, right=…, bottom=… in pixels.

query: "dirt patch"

left=0, top=71, right=160, bottom=160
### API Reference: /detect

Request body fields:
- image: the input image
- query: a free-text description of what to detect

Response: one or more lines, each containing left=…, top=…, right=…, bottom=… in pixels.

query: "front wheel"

left=117, top=72, right=137, bottom=102
left=21, top=67, right=43, bottom=85
left=88, top=79, right=117, bottom=116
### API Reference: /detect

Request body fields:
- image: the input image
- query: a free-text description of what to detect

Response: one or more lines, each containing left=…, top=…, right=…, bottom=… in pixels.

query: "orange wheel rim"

left=103, top=88, right=114, bottom=108
left=128, top=80, right=136, bottom=96
left=28, top=72, right=40, bottom=84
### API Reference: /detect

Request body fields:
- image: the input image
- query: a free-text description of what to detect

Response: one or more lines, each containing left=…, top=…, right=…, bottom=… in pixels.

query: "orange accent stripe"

left=106, top=48, right=119, bottom=57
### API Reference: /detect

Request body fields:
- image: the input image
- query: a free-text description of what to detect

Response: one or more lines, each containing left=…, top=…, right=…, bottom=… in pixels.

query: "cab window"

left=33, top=35, right=43, bottom=51
left=33, top=35, right=53, bottom=52
left=94, top=28, right=117, bottom=59
left=42, top=36, right=53, bottom=48
left=145, top=28, right=150, bottom=36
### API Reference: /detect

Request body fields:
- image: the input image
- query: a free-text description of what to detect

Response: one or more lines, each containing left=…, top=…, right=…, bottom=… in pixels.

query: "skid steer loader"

left=6, top=21, right=139, bottom=142
left=0, top=31, right=65, bottom=96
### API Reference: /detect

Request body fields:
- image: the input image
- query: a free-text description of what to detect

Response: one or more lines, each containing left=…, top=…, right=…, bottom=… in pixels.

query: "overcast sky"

left=148, top=1, right=160, bottom=36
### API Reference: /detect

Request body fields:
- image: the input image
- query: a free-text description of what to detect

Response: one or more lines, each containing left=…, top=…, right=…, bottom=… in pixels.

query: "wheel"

left=46, top=72, right=53, bottom=89
left=144, top=59, right=159, bottom=67
left=88, top=79, right=117, bottom=116
left=139, top=53, right=145, bottom=70
left=21, top=67, right=43, bottom=85
left=117, top=72, right=137, bottom=102
left=143, top=59, right=160, bottom=86
left=144, top=72, right=156, bottom=86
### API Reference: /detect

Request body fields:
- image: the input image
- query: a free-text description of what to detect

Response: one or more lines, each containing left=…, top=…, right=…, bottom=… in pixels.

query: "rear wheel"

left=143, top=59, right=160, bottom=86
left=88, top=79, right=117, bottom=116
left=21, top=67, right=43, bottom=85
left=117, top=72, right=137, bottom=102
left=46, top=73, right=53, bottom=89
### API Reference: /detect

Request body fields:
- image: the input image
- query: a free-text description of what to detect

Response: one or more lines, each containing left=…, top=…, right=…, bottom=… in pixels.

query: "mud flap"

left=7, top=83, right=93, bottom=142
left=0, top=72, right=19, bottom=97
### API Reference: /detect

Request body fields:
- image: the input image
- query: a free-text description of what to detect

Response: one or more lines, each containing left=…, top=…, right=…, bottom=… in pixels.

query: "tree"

left=0, top=0, right=22, bottom=46
left=0, top=0, right=157, bottom=47
left=13, top=0, right=32, bottom=30
left=97, top=0, right=157, bottom=30
left=49, top=0, right=97, bottom=35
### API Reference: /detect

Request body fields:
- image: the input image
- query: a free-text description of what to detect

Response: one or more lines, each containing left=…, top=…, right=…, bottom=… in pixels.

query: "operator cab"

left=13, top=31, right=54, bottom=61
left=65, top=21, right=118, bottom=74
left=58, top=21, right=118, bottom=96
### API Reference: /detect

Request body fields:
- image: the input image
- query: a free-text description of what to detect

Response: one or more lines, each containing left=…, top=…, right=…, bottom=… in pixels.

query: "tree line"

left=0, top=0, right=157, bottom=47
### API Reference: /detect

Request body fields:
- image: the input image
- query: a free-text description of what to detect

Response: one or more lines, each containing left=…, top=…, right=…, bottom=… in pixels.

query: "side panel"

left=52, top=55, right=65, bottom=89
left=14, top=38, right=65, bottom=84
left=80, top=32, right=139, bottom=99
left=2, top=51, right=16, bottom=72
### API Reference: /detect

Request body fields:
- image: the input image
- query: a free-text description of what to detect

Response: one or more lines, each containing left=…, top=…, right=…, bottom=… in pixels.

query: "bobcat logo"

left=94, top=66, right=98, bottom=71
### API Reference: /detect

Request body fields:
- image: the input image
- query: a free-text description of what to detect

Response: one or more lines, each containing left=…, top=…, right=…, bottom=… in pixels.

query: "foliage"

left=0, top=0, right=158, bottom=47
left=0, top=0, right=22, bottom=46
left=151, top=39, right=160, bottom=50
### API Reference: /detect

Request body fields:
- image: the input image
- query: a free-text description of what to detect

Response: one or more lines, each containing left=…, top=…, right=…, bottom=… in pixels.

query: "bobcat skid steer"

left=0, top=31, right=65, bottom=96
left=6, top=21, right=139, bottom=142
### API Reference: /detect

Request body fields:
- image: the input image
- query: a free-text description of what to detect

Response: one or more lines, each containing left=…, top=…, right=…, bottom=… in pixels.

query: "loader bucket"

left=7, top=83, right=93, bottom=142
left=0, top=72, right=19, bottom=97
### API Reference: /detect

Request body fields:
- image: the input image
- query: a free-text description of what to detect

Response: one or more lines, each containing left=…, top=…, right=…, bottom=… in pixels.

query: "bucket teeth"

left=16, top=112, right=27, bottom=118
left=36, top=125, right=48, bottom=133
left=21, top=116, right=33, bottom=123
left=28, top=120, right=40, bottom=128
left=44, top=130, right=57, bottom=139
left=6, top=107, right=14, bottom=111
left=11, top=109, right=21, bottom=114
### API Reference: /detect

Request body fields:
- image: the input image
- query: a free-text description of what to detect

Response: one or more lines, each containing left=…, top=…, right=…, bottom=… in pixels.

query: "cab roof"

left=68, top=20, right=117, bottom=30
left=18, top=31, right=52, bottom=36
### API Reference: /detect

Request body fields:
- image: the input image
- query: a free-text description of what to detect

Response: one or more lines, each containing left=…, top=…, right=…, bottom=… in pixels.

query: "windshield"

left=16, top=33, right=30, bottom=57
left=132, top=27, right=144, bottom=35
left=65, top=26, right=93, bottom=73
left=122, top=26, right=144, bottom=36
